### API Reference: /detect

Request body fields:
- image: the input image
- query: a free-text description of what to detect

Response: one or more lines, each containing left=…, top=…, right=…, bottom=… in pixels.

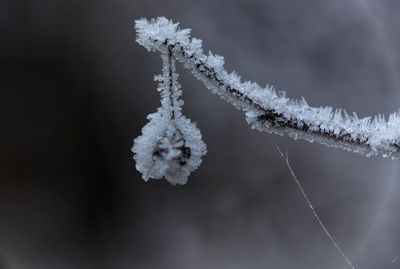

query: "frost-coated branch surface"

left=133, top=17, right=400, bottom=184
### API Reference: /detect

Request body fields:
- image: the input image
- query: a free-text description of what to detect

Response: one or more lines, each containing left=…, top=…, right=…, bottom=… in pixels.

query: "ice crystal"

left=132, top=44, right=206, bottom=185
left=133, top=17, right=400, bottom=183
left=132, top=111, right=206, bottom=185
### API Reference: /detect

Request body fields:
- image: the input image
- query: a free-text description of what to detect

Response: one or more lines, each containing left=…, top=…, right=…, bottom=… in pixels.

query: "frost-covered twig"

left=133, top=17, right=400, bottom=184
left=276, top=145, right=355, bottom=269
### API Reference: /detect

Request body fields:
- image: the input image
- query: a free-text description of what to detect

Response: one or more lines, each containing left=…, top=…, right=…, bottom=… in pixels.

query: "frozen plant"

left=132, top=43, right=206, bottom=185
left=133, top=17, right=400, bottom=184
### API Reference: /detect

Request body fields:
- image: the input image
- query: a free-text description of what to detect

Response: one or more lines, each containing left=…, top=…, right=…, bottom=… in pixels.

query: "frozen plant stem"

left=276, top=145, right=355, bottom=269
left=133, top=17, right=400, bottom=183
left=167, top=45, right=176, bottom=119
left=132, top=39, right=206, bottom=185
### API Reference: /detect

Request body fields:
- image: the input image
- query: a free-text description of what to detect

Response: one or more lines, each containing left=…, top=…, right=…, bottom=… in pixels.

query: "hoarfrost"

left=132, top=43, right=206, bottom=185
left=132, top=111, right=206, bottom=185
left=134, top=17, right=400, bottom=160
left=133, top=17, right=400, bottom=184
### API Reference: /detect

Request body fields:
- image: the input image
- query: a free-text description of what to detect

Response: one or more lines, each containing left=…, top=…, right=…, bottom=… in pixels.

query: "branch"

left=133, top=17, right=400, bottom=184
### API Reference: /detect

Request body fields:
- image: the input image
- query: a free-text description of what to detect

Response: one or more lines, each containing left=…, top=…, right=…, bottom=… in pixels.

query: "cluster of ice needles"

left=132, top=17, right=400, bottom=184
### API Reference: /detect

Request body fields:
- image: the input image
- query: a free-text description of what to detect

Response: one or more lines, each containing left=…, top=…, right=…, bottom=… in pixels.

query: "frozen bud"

left=132, top=112, right=206, bottom=185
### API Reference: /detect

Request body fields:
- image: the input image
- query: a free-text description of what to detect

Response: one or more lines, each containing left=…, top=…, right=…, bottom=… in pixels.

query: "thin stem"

left=167, top=44, right=175, bottom=120
left=276, top=145, right=355, bottom=269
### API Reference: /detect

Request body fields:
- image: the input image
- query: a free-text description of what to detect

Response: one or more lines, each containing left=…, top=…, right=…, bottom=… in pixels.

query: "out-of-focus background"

left=1, top=0, right=400, bottom=268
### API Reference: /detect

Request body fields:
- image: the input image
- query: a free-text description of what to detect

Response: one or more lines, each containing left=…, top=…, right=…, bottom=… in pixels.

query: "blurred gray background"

left=1, top=0, right=400, bottom=268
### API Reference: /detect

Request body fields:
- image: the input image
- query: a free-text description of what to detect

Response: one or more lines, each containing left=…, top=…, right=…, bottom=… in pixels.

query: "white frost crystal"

left=134, top=17, right=400, bottom=161
left=132, top=112, right=206, bottom=185
left=132, top=43, right=206, bottom=185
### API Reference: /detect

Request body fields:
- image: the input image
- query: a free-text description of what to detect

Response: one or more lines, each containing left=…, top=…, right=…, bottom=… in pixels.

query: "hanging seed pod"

left=132, top=45, right=206, bottom=185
